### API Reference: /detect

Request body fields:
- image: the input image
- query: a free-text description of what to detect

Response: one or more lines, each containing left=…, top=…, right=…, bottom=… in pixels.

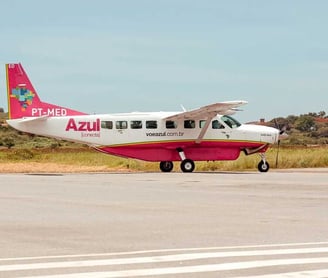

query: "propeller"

left=275, top=137, right=281, bottom=168
left=273, top=119, right=288, bottom=168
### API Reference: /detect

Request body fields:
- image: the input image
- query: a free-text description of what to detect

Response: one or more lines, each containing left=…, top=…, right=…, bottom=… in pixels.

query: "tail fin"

left=5, top=63, right=87, bottom=119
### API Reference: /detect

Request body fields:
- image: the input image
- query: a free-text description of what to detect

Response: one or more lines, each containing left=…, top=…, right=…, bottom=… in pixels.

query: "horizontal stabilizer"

left=20, top=115, right=49, bottom=123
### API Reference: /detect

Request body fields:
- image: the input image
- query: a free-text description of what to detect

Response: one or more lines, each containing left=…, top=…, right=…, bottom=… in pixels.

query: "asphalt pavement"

left=0, top=169, right=328, bottom=277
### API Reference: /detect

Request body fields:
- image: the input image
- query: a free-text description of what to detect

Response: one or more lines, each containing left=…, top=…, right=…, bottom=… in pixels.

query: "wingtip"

left=222, top=100, right=248, bottom=105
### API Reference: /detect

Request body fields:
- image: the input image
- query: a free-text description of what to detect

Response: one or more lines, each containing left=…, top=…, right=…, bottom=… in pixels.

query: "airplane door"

left=221, top=128, right=232, bottom=139
left=212, top=120, right=232, bottom=139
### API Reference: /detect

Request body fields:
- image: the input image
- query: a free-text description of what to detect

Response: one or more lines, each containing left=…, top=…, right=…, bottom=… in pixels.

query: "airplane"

left=5, top=63, right=284, bottom=173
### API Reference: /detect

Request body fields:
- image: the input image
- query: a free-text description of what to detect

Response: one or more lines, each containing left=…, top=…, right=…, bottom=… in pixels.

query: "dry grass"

left=197, top=146, right=328, bottom=171
left=0, top=146, right=327, bottom=173
left=0, top=162, right=113, bottom=173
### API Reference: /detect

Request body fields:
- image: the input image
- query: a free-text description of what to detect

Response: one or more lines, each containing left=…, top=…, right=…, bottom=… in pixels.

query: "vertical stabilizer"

left=6, top=63, right=87, bottom=119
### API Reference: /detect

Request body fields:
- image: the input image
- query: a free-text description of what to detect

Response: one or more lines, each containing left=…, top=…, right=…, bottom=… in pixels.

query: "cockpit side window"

left=221, top=115, right=241, bottom=128
left=212, top=120, right=224, bottom=129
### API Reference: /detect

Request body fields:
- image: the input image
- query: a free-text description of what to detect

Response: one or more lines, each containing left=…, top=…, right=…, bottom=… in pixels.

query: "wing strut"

left=195, top=114, right=215, bottom=144
left=163, top=100, right=248, bottom=144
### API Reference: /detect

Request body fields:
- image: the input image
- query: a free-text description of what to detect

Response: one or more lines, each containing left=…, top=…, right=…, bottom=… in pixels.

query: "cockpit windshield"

left=220, top=115, right=241, bottom=128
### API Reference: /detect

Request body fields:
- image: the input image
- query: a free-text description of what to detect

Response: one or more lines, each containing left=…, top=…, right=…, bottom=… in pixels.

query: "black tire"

left=258, top=161, right=270, bottom=172
left=160, top=161, right=174, bottom=172
left=180, top=159, right=195, bottom=173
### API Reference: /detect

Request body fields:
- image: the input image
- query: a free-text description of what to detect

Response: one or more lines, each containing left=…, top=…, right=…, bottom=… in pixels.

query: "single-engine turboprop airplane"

left=5, top=63, right=282, bottom=173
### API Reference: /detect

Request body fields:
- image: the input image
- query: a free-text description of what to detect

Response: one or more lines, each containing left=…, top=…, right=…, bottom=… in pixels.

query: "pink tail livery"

left=5, top=63, right=87, bottom=119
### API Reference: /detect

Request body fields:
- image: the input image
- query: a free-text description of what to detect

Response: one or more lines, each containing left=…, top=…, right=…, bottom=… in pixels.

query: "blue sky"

left=1, top=0, right=327, bottom=122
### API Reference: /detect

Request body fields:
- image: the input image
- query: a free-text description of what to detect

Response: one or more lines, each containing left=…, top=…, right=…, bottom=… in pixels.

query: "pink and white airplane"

left=5, top=63, right=282, bottom=173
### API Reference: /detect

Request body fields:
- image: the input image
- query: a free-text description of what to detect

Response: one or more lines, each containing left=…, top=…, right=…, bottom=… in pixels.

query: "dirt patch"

left=0, top=162, right=132, bottom=173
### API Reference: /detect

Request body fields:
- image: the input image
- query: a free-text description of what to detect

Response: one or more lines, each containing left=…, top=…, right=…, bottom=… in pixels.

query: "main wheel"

left=258, top=161, right=270, bottom=172
left=160, top=161, right=174, bottom=172
left=180, top=159, right=195, bottom=173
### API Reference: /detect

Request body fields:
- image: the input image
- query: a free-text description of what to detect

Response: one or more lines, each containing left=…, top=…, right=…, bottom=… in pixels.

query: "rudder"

left=6, top=63, right=87, bottom=119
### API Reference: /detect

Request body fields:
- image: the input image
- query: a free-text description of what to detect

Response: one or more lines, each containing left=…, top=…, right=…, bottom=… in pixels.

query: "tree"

left=286, top=115, right=298, bottom=125
left=318, top=111, right=326, bottom=118
left=295, top=115, right=316, bottom=132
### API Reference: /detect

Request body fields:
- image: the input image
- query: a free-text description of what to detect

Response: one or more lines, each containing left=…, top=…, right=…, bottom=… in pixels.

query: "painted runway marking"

left=239, top=269, right=328, bottom=278
left=2, top=247, right=328, bottom=272
left=1, top=241, right=327, bottom=262
left=22, top=258, right=328, bottom=278
left=1, top=242, right=328, bottom=277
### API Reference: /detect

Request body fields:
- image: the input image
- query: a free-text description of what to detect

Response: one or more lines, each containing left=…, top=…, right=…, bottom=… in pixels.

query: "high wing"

left=164, top=100, right=248, bottom=144
left=164, top=100, right=248, bottom=121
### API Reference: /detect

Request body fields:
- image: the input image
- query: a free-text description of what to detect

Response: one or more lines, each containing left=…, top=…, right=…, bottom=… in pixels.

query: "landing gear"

left=159, top=148, right=196, bottom=173
left=159, top=161, right=174, bottom=172
left=258, top=161, right=270, bottom=172
left=180, top=159, right=195, bottom=173
left=177, top=148, right=195, bottom=173
left=258, top=153, right=270, bottom=172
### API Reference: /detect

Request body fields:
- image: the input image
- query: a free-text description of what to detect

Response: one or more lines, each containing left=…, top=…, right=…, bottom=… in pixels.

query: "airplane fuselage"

left=8, top=112, right=279, bottom=162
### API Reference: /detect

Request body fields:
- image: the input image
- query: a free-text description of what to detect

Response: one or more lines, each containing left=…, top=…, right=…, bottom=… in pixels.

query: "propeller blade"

left=275, top=139, right=281, bottom=168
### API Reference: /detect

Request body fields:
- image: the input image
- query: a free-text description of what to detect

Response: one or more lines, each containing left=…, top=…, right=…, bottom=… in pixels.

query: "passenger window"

left=184, top=120, right=195, bottom=129
left=116, top=121, right=128, bottom=129
left=212, top=120, right=224, bottom=129
left=101, top=121, right=113, bottom=129
left=166, top=120, right=177, bottom=129
left=199, top=120, right=206, bottom=128
left=146, top=121, right=157, bottom=129
left=130, top=120, right=142, bottom=129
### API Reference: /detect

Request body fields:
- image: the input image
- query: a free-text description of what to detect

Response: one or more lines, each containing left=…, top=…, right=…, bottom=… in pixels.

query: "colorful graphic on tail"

left=10, top=87, right=35, bottom=111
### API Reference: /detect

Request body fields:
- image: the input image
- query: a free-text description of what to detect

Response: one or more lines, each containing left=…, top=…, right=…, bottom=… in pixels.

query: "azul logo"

left=11, top=87, right=35, bottom=111
left=65, top=118, right=100, bottom=132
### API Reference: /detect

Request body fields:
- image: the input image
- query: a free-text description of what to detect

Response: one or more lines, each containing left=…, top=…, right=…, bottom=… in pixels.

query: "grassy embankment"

left=0, top=145, right=327, bottom=173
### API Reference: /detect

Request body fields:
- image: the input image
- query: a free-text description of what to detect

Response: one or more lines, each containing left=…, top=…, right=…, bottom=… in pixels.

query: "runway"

left=0, top=170, right=328, bottom=277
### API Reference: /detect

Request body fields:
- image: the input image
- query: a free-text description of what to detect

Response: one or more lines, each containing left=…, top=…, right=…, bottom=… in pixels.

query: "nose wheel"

left=258, top=160, right=269, bottom=172
left=258, top=153, right=270, bottom=172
